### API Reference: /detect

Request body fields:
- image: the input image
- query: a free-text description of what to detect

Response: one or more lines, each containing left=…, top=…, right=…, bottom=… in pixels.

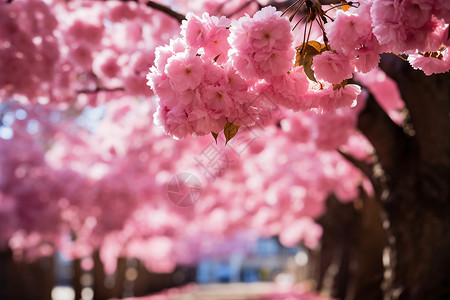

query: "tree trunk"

left=315, top=194, right=385, bottom=300
left=357, top=55, right=450, bottom=300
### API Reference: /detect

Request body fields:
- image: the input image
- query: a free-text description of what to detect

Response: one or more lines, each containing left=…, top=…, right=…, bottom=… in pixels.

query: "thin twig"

left=118, top=0, right=185, bottom=23
left=77, top=87, right=125, bottom=94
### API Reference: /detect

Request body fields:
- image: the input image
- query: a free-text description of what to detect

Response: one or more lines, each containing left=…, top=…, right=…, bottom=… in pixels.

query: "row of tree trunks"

left=0, top=249, right=54, bottom=300
left=73, top=251, right=195, bottom=300
left=0, top=248, right=195, bottom=300
left=315, top=55, right=450, bottom=300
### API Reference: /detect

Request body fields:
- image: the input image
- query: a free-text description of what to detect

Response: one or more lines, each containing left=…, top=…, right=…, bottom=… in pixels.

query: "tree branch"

left=337, top=149, right=373, bottom=180
left=117, top=0, right=342, bottom=22
left=119, top=0, right=185, bottom=23
left=77, top=87, right=125, bottom=94
left=144, top=1, right=185, bottom=23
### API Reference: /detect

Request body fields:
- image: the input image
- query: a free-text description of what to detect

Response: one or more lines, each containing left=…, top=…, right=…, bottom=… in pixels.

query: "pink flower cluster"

left=228, top=6, right=295, bottom=81
left=181, top=12, right=231, bottom=64
left=324, top=5, right=382, bottom=74
left=408, top=48, right=450, bottom=75
left=0, top=0, right=59, bottom=101
left=308, top=0, right=450, bottom=88
left=312, top=51, right=355, bottom=83
left=0, top=86, right=373, bottom=272
left=367, top=0, right=450, bottom=74
left=148, top=6, right=366, bottom=138
left=147, top=38, right=256, bottom=139
left=370, top=0, right=444, bottom=53
left=148, top=6, right=301, bottom=139
left=258, top=66, right=311, bottom=111
left=0, top=0, right=183, bottom=107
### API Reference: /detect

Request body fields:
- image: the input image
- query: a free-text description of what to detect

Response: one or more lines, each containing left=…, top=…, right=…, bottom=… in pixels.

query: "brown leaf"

left=295, top=41, right=327, bottom=82
left=211, top=131, right=219, bottom=143
left=340, top=1, right=352, bottom=12
left=223, top=122, right=239, bottom=145
left=303, top=58, right=317, bottom=82
left=308, top=41, right=323, bottom=53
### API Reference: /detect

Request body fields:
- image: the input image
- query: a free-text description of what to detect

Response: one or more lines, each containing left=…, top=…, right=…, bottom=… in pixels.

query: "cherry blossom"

left=228, top=6, right=295, bottom=80
left=312, top=51, right=355, bottom=84
left=408, top=48, right=450, bottom=75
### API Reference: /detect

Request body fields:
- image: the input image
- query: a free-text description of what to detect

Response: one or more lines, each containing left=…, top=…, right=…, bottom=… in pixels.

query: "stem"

left=292, top=14, right=307, bottom=31
left=289, top=1, right=305, bottom=22
left=299, top=18, right=309, bottom=54
left=304, top=18, right=313, bottom=50
left=281, top=0, right=303, bottom=17
left=315, top=13, right=329, bottom=48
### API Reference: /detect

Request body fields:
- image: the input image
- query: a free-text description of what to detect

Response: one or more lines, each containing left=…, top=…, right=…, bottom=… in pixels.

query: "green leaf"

left=211, top=131, right=219, bottom=143
left=223, top=122, right=239, bottom=145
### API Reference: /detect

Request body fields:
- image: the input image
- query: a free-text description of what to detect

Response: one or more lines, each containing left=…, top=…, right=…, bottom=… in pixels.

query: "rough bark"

left=346, top=191, right=385, bottom=300
left=358, top=55, right=450, bottom=300
left=315, top=194, right=385, bottom=300
left=316, top=196, right=358, bottom=299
